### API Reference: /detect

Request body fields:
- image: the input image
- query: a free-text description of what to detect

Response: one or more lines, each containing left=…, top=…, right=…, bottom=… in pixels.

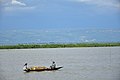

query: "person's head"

left=24, top=63, right=27, bottom=66
left=53, top=61, right=55, bottom=63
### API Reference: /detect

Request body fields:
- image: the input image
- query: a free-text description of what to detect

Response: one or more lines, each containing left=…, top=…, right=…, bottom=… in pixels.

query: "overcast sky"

left=0, top=0, right=120, bottom=29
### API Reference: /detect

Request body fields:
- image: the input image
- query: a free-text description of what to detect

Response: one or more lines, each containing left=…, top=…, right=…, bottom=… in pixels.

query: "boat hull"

left=24, top=67, right=63, bottom=72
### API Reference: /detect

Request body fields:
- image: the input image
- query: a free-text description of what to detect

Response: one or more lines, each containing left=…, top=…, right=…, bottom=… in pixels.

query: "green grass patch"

left=0, top=42, right=120, bottom=49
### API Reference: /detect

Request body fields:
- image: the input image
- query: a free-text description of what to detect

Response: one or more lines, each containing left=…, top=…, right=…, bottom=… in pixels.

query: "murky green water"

left=0, top=47, right=120, bottom=80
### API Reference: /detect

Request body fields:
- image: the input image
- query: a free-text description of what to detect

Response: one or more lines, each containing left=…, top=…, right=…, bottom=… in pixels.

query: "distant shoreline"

left=0, top=42, right=120, bottom=49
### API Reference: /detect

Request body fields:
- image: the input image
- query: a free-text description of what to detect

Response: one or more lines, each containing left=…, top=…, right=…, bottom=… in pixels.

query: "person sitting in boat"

left=23, top=63, right=28, bottom=71
left=50, top=61, right=56, bottom=69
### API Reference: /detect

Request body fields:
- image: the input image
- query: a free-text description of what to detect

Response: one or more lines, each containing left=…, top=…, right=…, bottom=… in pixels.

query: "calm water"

left=0, top=47, right=120, bottom=80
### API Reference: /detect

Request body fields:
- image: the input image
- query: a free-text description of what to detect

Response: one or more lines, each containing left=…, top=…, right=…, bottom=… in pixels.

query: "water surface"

left=0, top=47, right=120, bottom=80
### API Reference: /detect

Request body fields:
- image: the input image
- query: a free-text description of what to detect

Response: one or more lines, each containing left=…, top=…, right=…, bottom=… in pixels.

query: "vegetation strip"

left=0, top=43, right=120, bottom=49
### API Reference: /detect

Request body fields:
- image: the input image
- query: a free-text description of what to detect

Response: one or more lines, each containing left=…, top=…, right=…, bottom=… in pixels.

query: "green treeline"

left=0, top=42, right=120, bottom=49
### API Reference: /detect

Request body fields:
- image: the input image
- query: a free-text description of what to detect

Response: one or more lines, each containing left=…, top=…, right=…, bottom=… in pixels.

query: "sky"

left=0, top=0, right=120, bottom=44
left=0, top=0, right=120, bottom=29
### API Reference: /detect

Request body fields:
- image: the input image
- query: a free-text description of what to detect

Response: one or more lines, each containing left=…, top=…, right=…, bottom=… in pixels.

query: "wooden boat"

left=23, top=63, right=63, bottom=72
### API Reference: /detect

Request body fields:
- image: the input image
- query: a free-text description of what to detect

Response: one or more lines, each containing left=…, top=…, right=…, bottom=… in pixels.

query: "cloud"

left=84, top=39, right=96, bottom=42
left=1, top=0, right=35, bottom=12
left=80, top=35, right=96, bottom=42
left=69, top=0, right=120, bottom=9
left=81, top=38, right=96, bottom=42
left=11, top=0, right=26, bottom=6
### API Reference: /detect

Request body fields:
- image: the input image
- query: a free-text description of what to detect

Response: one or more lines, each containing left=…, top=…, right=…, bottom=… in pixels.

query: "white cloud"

left=84, top=39, right=96, bottom=42
left=11, top=0, right=26, bottom=6
left=80, top=36, right=96, bottom=42
left=1, top=0, right=35, bottom=12
left=70, top=0, right=120, bottom=8
left=81, top=38, right=96, bottom=42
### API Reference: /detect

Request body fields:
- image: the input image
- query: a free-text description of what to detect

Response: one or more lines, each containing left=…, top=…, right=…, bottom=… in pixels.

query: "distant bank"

left=0, top=42, right=120, bottom=49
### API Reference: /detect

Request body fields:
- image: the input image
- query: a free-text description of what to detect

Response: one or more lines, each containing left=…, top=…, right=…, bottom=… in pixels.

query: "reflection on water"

left=0, top=47, right=120, bottom=80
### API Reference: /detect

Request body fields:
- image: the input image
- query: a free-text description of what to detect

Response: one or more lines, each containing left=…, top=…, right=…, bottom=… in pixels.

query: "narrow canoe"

left=24, top=66, right=63, bottom=72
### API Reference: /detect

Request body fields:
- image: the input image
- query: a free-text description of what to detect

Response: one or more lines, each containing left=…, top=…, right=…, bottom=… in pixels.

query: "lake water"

left=0, top=47, right=120, bottom=80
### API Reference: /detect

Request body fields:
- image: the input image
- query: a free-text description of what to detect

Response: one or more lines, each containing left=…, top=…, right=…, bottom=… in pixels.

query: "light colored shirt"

left=23, top=66, right=27, bottom=70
